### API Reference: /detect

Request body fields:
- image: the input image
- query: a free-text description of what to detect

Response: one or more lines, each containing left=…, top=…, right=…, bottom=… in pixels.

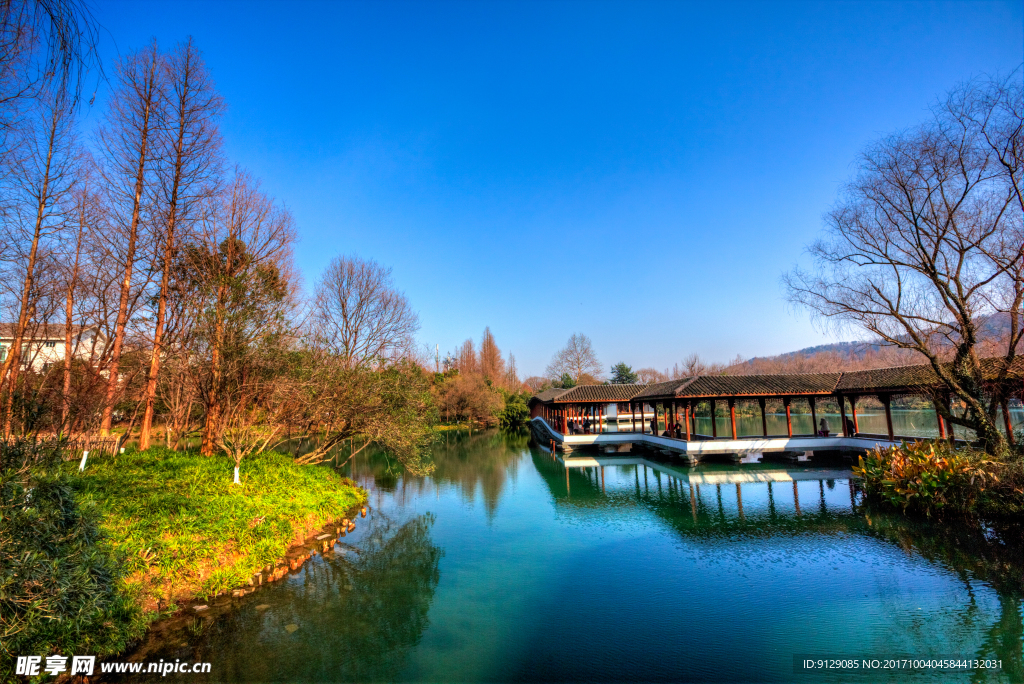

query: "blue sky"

left=91, top=0, right=1022, bottom=377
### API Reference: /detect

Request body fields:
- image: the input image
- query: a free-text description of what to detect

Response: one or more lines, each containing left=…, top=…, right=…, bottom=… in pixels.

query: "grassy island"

left=77, top=447, right=367, bottom=610
left=1, top=442, right=365, bottom=679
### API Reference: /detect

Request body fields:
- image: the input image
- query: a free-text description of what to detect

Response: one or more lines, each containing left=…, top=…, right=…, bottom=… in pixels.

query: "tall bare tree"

left=545, top=332, right=602, bottom=383
left=479, top=326, right=503, bottom=385
left=138, top=38, right=223, bottom=450
left=0, top=85, right=78, bottom=435
left=785, top=74, right=1023, bottom=454
left=95, top=42, right=162, bottom=436
left=310, top=254, right=419, bottom=370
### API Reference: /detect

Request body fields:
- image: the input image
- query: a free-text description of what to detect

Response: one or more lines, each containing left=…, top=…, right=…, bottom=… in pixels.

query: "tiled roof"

left=835, top=364, right=939, bottom=392
left=552, top=384, right=647, bottom=403
left=836, top=356, right=1024, bottom=392
left=676, top=373, right=842, bottom=398
left=632, top=378, right=695, bottom=400
left=530, top=387, right=571, bottom=404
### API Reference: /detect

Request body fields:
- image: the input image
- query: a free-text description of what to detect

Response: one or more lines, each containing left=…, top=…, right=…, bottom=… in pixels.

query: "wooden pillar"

left=690, top=400, right=697, bottom=436
left=685, top=401, right=692, bottom=440
left=758, top=397, right=767, bottom=436
left=631, top=402, right=636, bottom=433
left=850, top=395, right=860, bottom=434
left=1002, top=399, right=1015, bottom=446
left=562, top=407, right=567, bottom=434
left=784, top=397, right=793, bottom=437
left=728, top=398, right=737, bottom=439
left=640, top=403, right=645, bottom=433
left=881, top=394, right=894, bottom=441
left=936, top=400, right=947, bottom=439
left=710, top=399, right=717, bottom=438
left=809, top=397, right=818, bottom=436
left=838, top=394, right=849, bottom=437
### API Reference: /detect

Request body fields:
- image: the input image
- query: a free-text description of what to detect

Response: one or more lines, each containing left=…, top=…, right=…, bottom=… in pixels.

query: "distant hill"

left=728, top=313, right=1017, bottom=375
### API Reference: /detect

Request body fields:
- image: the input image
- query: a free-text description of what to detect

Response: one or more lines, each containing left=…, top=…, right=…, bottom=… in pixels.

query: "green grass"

left=73, top=447, right=366, bottom=610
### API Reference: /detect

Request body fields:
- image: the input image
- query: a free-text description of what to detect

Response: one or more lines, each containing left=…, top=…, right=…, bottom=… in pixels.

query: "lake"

left=124, top=426, right=1023, bottom=683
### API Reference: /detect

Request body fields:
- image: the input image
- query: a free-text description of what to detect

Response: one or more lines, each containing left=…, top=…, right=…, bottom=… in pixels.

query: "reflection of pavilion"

left=530, top=449, right=861, bottom=536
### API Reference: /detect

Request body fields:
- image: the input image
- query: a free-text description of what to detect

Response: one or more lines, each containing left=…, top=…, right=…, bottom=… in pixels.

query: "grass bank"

left=75, top=447, right=366, bottom=611
left=855, top=440, right=1024, bottom=518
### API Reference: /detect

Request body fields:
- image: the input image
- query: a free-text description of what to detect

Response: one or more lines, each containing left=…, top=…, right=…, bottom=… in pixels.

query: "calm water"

left=124, top=429, right=1023, bottom=683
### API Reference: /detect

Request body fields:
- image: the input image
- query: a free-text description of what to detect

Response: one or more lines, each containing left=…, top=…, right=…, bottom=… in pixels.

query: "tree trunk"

left=100, top=49, right=159, bottom=436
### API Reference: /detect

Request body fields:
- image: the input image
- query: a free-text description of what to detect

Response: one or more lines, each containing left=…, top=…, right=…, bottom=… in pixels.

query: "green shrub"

left=0, top=440, right=145, bottom=681
left=854, top=440, right=1023, bottom=517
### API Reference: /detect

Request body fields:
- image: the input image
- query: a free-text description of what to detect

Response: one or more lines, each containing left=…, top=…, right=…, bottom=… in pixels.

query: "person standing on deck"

left=819, top=418, right=830, bottom=437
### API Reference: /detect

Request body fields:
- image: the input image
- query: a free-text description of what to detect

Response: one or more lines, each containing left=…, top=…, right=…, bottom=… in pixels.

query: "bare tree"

left=184, top=170, right=297, bottom=456
left=138, top=37, right=223, bottom=450
left=636, top=367, right=666, bottom=384
left=0, top=85, right=78, bottom=434
left=545, top=333, right=602, bottom=383
left=456, top=338, right=477, bottom=375
left=479, top=326, right=503, bottom=385
left=95, top=42, right=162, bottom=436
left=785, top=74, right=1023, bottom=454
left=310, top=254, right=419, bottom=370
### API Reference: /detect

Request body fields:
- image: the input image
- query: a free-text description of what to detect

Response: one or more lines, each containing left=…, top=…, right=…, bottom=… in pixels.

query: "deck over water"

left=531, top=416, right=904, bottom=457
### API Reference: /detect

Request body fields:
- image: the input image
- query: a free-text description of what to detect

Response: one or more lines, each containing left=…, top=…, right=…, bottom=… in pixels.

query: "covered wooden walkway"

left=529, top=357, right=1023, bottom=449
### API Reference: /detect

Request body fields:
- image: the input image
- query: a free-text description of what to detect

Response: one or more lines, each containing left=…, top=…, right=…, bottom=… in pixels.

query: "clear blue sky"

left=91, top=0, right=1022, bottom=377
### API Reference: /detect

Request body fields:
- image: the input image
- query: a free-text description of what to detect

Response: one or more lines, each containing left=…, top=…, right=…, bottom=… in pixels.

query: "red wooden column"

left=936, top=401, right=947, bottom=439
left=562, top=407, right=567, bottom=434
left=631, top=402, right=636, bottom=432
left=881, top=394, right=894, bottom=441
left=809, top=397, right=818, bottom=436
left=758, top=397, right=767, bottom=436
left=838, top=395, right=849, bottom=437
left=709, top=399, right=718, bottom=438
left=850, top=396, right=860, bottom=434
left=728, top=398, right=737, bottom=439
left=689, top=400, right=696, bottom=436
left=1002, top=400, right=1016, bottom=446
left=684, top=402, right=692, bottom=440
left=784, top=397, right=793, bottom=437
left=640, top=403, right=645, bottom=433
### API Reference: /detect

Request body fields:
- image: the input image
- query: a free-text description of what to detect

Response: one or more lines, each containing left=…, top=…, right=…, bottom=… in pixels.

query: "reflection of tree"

left=345, top=429, right=529, bottom=520
left=859, top=513, right=1023, bottom=680
left=128, top=512, right=443, bottom=682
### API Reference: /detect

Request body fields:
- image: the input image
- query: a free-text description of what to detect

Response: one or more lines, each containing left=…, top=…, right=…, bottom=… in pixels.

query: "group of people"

left=656, top=418, right=687, bottom=438
left=567, top=418, right=598, bottom=435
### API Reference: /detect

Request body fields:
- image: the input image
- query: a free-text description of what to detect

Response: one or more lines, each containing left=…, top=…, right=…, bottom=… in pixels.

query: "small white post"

left=233, top=466, right=240, bottom=485
left=78, top=450, right=89, bottom=472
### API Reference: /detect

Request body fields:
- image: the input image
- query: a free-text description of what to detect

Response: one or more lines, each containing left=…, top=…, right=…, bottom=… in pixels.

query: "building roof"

left=0, top=323, right=94, bottom=340
left=836, top=356, right=1024, bottom=393
left=551, top=383, right=647, bottom=403
left=528, top=387, right=571, bottom=405
left=673, top=373, right=842, bottom=399
left=632, top=378, right=695, bottom=400
left=530, top=357, right=1023, bottom=404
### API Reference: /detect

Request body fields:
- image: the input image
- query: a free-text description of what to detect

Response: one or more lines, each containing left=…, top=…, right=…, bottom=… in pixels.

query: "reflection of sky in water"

left=128, top=430, right=1023, bottom=683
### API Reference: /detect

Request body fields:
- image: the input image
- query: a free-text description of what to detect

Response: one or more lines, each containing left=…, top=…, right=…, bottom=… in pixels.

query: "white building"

left=0, top=324, right=106, bottom=372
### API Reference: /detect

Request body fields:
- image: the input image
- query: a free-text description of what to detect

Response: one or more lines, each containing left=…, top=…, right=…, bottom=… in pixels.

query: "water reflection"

left=124, top=513, right=443, bottom=683
left=124, top=430, right=1022, bottom=683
